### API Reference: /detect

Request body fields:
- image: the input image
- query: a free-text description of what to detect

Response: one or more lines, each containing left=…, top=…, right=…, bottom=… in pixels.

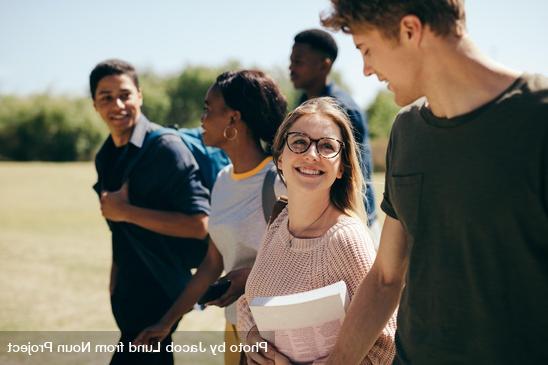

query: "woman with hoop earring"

left=135, top=70, right=287, bottom=365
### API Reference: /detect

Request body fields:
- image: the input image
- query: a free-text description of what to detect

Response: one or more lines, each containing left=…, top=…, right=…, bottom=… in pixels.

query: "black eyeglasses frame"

left=285, top=131, right=345, bottom=159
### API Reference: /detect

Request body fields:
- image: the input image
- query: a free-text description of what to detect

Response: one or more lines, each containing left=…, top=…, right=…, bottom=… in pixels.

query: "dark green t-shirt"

left=382, top=74, right=548, bottom=364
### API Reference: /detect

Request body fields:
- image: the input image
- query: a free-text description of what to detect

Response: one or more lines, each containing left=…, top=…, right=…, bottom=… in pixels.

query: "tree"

left=366, top=90, right=399, bottom=140
left=0, top=60, right=329, bottom=161
left=0, top=94, right=106, bottom=161
left=140, top=71, right=174, bottom=125
left=166, top=61, right=242, bottom=128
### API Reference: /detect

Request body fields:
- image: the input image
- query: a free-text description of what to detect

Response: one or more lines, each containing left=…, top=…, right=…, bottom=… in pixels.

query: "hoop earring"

left=223, top=126, right=238, bottom=141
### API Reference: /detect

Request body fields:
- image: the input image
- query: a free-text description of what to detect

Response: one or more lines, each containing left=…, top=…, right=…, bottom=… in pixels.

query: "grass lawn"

left=0, top=162, right=385, bottom=363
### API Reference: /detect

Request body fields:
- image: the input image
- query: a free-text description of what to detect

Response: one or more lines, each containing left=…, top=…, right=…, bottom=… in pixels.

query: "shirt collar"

left=128, top=114, right=151, bottom=149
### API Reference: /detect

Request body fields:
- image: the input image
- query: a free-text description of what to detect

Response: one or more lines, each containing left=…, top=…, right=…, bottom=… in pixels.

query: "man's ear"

left=399, top=14, right=423, bottom=46
left=321, top=57, right=333, bottom=74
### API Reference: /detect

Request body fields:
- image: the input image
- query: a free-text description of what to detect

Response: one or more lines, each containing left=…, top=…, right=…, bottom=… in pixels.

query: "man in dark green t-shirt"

left=321, top=1, right=548, bottom=364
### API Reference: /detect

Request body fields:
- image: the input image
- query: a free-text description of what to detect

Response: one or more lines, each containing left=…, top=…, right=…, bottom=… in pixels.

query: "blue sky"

left=1, top=0, right=547, bottom=108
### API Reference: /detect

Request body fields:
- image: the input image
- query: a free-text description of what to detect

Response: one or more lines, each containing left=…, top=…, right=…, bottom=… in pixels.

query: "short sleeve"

left=380, top=127, right=398, bottom=220
left=143, top=135, right=210, bottom=215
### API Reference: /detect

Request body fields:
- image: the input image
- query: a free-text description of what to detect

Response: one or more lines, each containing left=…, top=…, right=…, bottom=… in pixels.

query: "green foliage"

left=0, top=95, right=107, bottom=161
left=0, top=60, right=305, bottom=161
left=140, top=71, right=174, bottom=125
left=366, top=90, right=399, bottom=140
left=166, top=60, right=251, bottom=128
left=330, top=70, right=352, bottom=95
left=167, top=65, right=221, bottom=128
left=268, top=65, right=299, bottom=109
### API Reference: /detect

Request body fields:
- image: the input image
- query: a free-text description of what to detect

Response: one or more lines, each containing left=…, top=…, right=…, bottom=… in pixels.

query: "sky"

left=1, top=0, right=547, bottom=108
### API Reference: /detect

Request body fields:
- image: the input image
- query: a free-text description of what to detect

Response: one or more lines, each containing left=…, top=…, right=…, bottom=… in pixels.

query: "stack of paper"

left=249, top=281, right=349, bottom=363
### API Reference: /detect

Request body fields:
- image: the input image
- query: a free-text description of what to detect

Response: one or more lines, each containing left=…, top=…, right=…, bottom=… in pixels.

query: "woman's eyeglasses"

left=285, top=132, right=344, bottom=159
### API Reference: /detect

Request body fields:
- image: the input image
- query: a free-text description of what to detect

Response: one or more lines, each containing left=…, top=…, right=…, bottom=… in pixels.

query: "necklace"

left=288, top=203, right=331, bottom=247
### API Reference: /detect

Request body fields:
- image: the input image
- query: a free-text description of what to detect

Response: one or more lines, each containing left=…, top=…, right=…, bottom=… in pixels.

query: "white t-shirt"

left=209, top=157, right=285, bottom=324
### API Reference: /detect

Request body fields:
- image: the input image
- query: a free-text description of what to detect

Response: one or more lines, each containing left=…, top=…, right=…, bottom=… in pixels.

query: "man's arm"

left=326, top=216, right=408, bottom=365
left=101, top=134, right=211, bottom=239
left=120, top=205, right=208, bottom=239
left=101, top=183, right=208, bottom=240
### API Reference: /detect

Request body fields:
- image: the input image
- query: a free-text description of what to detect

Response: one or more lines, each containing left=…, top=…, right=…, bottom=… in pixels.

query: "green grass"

left=0, top=162, right=385, bottom=363
left=0, top=162, right=226, bottom=332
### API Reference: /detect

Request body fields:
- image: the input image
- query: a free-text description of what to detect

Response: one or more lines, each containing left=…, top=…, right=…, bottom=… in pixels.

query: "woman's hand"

left=245, top=326, right=291, bottom=365
left=100, top=183, right=130, bottom=222
left=133, top=321, right=171, bottom=346
left=207, top=267, right=251, bottom=307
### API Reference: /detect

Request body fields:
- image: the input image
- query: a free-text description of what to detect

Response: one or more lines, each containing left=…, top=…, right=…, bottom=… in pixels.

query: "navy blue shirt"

left=299, top=83, right=377, bottom=225
left=93, top=115, right=210, bottom=302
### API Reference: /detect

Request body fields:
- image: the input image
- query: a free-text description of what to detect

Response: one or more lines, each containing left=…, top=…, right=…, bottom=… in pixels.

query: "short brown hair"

left=321, top=0, right=466, bottom=40
left=272, top=97, right=367, bottom=223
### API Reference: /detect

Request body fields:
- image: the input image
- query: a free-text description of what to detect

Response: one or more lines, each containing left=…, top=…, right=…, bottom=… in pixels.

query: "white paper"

left=250, top=281, right=349, bottom=363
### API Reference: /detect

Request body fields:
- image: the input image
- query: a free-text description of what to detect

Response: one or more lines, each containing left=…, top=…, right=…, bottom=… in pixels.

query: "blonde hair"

left=272, top=97, right=367, bottom=223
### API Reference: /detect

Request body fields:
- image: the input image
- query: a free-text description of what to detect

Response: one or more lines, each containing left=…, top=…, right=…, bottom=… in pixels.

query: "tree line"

left=0, top=63, right=398, bottom=169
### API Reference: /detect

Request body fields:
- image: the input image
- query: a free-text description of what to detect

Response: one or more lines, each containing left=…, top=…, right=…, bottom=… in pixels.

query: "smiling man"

left=90, top=59, right=210, bottom=365
left=321, top=1, right=548, bottom=364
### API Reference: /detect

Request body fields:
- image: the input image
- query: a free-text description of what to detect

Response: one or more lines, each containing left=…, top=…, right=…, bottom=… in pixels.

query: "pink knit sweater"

left=237, top=207, right=396, bottom=364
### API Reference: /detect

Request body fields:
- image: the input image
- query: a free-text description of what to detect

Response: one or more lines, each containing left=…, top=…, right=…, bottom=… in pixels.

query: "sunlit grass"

left=0, top=162, right=227, bottom=332
left=0, top=162, right=385, bottom=363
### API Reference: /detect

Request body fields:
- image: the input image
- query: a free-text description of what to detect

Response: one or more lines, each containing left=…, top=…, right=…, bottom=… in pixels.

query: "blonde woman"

left=237, top=97, right=396, bottom=364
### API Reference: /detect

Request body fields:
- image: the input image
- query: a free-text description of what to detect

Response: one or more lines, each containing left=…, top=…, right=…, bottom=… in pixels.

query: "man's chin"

left=111, top=122, right=133, bottom=131
left=108, top=121, right=135, bottom=135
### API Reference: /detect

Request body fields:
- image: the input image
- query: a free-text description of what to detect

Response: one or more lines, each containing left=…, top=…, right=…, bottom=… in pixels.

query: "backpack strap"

left=261, top=164, right=279, bottom=223
left=268, top=196, right=288, bottom=226
left=180, top=127, right=230, bottom=191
